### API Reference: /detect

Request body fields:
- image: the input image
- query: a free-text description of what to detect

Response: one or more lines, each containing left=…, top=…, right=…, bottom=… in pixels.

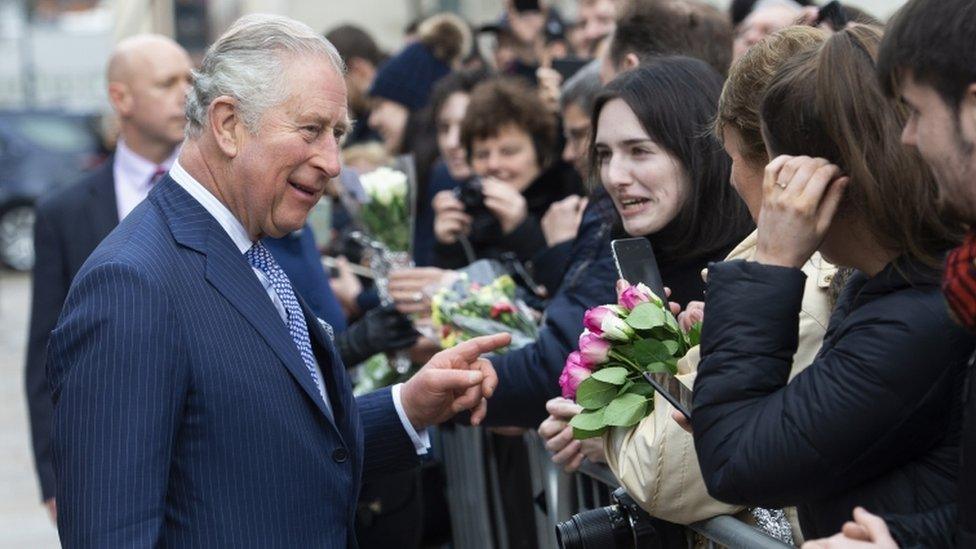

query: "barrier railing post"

left=440, top=425, right=495, bottom=549
left=524, top=432, right=575, bottom=548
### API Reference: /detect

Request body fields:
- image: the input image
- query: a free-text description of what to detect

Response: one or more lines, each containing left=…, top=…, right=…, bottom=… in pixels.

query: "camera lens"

left=555, top=505, right=629, bottom=549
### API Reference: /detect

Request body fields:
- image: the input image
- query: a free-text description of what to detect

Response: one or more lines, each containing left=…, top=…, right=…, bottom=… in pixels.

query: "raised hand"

left=400, top=333, right=510, bottom=430
left=481, top=178, right=529, bottom=234
left=433, top=190, right=472, bottom=244
left=754, top=155, right=849, bottom=269
left=542, top=195, right=588, bottom=247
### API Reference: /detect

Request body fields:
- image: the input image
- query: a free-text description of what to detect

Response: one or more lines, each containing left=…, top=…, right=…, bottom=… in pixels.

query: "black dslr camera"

left=453, top=177, right=500, bottom=240
left=556, top=488, right=661, bottom=549
left=454, top=177, right=485, bottom=211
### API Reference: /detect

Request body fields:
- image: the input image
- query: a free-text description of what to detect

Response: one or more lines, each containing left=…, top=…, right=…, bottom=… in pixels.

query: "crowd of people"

left=21, top=0, right=976, bottom=547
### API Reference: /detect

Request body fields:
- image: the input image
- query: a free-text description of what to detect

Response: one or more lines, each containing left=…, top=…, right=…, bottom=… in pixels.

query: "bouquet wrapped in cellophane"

left=560, top=283, right=701, bottom=439
left=357, top=158, right=415, bottom=254
left=428, top=260, right=539, bottom=353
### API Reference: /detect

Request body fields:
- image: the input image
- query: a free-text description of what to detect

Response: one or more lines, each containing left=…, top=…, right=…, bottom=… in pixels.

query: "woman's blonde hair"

left=715, top=25, right=829, bottom=164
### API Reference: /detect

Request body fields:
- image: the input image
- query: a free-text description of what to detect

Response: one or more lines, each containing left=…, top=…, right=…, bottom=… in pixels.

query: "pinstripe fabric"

left=47, top=177, right=420, bottom=548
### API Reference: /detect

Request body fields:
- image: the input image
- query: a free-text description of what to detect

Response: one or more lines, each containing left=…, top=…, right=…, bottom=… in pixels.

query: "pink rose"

left=559, top=351, right=593, bottom=400
left=617, top=282, right=662, bottom=310
left=583, top=305, right=634, bottom=342
left=578, top=331, right=611, bottom=365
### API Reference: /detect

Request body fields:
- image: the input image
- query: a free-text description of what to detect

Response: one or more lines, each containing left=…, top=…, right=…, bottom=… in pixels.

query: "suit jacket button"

left=332, top=448, right=349, bottom=463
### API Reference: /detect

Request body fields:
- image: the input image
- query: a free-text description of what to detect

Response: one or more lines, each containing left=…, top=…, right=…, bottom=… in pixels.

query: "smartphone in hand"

left=642, top=371, right=692, bottom=420
left=611, top=237, right=693, bottom=419
left=611, top=237, right=667, bottom=301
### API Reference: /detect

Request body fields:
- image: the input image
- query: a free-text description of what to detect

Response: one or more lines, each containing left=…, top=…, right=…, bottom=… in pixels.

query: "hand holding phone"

left=611, top=237, right=667, bottom=302
left=611, top=237, right=693, bottom=420
left=642, top=371, right=692, bottom=420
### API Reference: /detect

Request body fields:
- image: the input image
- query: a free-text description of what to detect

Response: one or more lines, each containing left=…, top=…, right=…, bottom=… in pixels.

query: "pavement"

left=0, top=271, right=60, bottom=548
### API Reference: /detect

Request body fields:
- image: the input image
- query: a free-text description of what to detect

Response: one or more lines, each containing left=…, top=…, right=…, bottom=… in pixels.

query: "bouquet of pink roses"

left=559, top=283, right=700, bottom=439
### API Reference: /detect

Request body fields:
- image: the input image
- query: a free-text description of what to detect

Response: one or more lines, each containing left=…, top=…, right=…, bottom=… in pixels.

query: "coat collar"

left=149, top=178, right=342, bottom=432
left=87, top=156, right=120, bottom=241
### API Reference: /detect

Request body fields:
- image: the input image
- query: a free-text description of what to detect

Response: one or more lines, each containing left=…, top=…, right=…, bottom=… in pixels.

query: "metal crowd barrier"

left=440, top=425, right=794, bottom=549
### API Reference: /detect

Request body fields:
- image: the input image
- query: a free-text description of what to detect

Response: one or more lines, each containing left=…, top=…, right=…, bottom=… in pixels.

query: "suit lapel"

left=300, top=300, right=350, bottom=429
left=87, top=159, right=120, bottom=246
left=152, top=178, right=339, bottom=427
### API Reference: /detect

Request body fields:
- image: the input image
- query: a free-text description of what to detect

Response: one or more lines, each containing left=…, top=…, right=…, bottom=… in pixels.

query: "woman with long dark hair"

left=487, top=56, right=754, bottom=429
left=589, top=56, right=754, bottom=305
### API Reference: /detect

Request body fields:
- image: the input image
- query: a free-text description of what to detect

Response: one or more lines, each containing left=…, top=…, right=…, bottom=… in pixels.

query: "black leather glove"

left=336, top=304, right=420, bottom=366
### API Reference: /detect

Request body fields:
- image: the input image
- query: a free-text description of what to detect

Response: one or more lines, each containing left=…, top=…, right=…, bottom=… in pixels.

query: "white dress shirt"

left=113, top=139, right=179, bottom=221
left=169, top=160, right=429, bottom=455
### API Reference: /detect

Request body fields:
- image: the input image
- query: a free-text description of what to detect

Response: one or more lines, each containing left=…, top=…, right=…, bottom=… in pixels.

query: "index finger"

left=445, top=333, right=512, bottom=363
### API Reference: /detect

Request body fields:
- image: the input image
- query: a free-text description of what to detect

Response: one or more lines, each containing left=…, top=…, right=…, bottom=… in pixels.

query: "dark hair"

left=324, top=24, right=386, bottom=67
left=560, top=61, right=603, bottom=114
left=590, top=56, right=754, bottom=262
left=878, top=0, right=976, bottom=109
left=461, top=77, right=558, bottom=169
left=762, top=24, right=963, bottom=266
left=610, top=0, right=734, bottom=76
left=429, top=68, right=491, bottom=128
left=841, top=5, right=881, bottom=27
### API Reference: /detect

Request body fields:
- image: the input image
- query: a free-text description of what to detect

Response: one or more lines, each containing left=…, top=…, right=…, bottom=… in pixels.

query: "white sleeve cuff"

left=391, top=383, right=431, bottom=455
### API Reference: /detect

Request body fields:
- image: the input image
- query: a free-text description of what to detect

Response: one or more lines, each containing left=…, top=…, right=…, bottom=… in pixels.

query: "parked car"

left=0, top=109, right=105, bottom=271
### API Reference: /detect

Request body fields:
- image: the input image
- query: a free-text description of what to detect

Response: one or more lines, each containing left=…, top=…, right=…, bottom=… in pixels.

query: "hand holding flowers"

left=559, top=282, right=700, bottom=439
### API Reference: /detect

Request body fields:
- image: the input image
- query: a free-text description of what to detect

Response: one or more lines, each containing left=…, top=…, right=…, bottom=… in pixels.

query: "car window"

left=13, top=115, right=97, bottom=153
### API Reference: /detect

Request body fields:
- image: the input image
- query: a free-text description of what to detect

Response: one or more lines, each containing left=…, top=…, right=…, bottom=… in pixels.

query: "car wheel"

left=0, top=204, right=35, bottom=271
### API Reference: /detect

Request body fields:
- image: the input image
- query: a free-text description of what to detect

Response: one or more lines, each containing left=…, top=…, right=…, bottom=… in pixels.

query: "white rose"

left=360, top=167, right=408, bottom=207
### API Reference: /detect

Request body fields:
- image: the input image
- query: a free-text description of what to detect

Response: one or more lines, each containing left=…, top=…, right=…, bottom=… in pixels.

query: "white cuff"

left=391, top=383, right=431, bottom=455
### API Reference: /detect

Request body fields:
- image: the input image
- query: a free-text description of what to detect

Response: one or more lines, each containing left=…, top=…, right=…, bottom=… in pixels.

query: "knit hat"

left=370, top=42, right=450, bottom=111
left=369, top=13, right=471, bottom=111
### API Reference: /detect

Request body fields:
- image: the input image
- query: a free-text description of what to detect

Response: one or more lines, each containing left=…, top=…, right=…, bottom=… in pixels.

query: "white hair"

left=185, top=13, right=345, bottom=137
left=752, top=0, right=802, bottom=12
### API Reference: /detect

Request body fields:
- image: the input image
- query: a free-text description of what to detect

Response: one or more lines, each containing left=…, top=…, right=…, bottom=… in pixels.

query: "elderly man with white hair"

left=46, top=14, right=508, bottom=547
left=733, top=0, right=804, bottom=60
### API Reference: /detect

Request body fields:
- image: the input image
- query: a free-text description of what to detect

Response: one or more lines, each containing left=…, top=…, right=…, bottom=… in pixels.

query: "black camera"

left=555, top=488, right=660, bottom=549
left=453, top=178, right=499, bottom=241
left=454, top=177, right=485, bottom=211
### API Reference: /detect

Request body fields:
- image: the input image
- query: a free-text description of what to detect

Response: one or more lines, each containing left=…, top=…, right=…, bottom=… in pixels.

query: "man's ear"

left=107, top=82, right=132, bottom=117
left=208, top=96, right=242, bottom=158
left=622, top=53, right=640, bottom=72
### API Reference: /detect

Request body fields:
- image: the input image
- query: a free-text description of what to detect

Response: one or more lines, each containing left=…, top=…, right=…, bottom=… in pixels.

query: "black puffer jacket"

left=692, top=256, right=974, bottom=540
left=960, top=363, right=976, bottom=547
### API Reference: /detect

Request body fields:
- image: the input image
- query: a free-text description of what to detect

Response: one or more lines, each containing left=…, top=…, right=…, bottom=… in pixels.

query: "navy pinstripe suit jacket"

left=47, top=177, right=420, bottom=548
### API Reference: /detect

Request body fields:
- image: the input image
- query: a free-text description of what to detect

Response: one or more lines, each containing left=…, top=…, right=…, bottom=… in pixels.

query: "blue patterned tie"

left=245, top=242, right=324, bottom=402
